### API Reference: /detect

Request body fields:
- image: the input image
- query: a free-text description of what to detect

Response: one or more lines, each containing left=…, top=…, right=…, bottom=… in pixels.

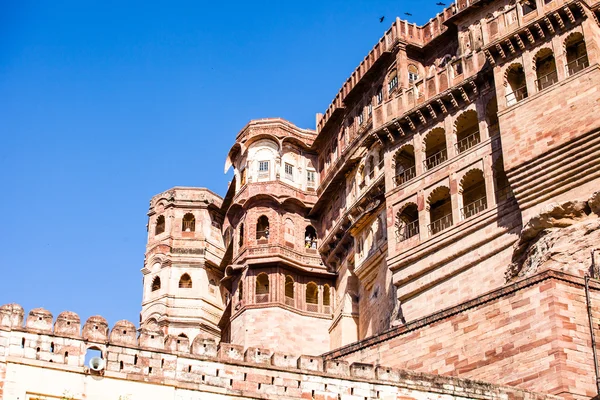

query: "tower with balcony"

left=220, top=118, right=334, bottom=354
left=141, top=187, right=226, bottom=342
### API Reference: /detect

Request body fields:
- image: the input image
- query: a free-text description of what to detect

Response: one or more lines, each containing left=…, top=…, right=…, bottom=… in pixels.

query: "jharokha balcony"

left=235, top=244, right=325, bottom=271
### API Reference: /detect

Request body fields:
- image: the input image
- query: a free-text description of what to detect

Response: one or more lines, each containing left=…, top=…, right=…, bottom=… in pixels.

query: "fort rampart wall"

left=0, top=304, right=556, bottom=400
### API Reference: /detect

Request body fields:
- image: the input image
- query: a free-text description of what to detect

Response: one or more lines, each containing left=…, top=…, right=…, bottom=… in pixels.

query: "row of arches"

left=151, top=273, right=210, bottom=292
left=393, top=110, right=480, bottom=186
left=239, top=273, right=332, bottom=314
left=154, top=213, right=197, bottom=236
left=395, top=169, right=489, bottom=241
left=505, top=33, right=588, bottom=106
left=238, top=217, right=317, bottom=249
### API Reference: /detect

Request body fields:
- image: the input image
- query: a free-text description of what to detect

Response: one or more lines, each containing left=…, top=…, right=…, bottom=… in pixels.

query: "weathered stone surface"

left=507, top=195, right=599, bottom=281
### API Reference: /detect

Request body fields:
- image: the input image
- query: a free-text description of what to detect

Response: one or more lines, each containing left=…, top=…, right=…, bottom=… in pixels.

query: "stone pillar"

left=450, top=173, right=461, bottom=224
left=417, top=190, right=429, bottom=239
left=523, top=48, right=538, bottom=95
left=476, top=97, right=490, bottom=141
left=552, top=33, right=567, bottom=82
left=444, top=115, right=457, bottom=160
left=413, top=134, right=425, bottom=177
left=483, top=154, right=497, bottom=208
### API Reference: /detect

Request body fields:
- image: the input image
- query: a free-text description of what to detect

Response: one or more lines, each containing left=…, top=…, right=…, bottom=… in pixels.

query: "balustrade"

left=535, top=71, right=558, bottom=91
left=428, top=214, right=453, bottom=235
left=566, top=55, right=589, bottom=76
left=424, top=149, right=448, bottom=171
left=455, top=132, right=480, bottom=154
left=461, top=197, right=487, bottom=219
left=394, top=166, right=416, bottom=187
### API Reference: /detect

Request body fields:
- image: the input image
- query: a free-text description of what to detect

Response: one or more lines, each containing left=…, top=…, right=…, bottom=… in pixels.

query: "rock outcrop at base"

left=506, top=191, right=600, bottom=281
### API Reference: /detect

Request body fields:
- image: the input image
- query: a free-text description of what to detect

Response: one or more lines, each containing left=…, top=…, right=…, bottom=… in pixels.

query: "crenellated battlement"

left=0, top=303, right=558, bottom=400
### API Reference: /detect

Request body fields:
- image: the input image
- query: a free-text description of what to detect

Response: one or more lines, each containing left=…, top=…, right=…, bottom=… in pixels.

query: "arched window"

left=396, top=203, right=419, bottom=242
left=367, top=156, right=375, bottom=180
left=155, top=215, right=165, bottom=235
left=255, top=273, right=269, bottom=303
left=323, top=284, right=331, bottom=306
left=84, top=347, right=103, bottom=368
left=423, top=128, right=447, bottom=171
left=388, top=70, right=398, bottom=93
left=285, top=275, right=295, bottom=306
left=306, top=282, right=319, bottom=312
left=461, top=169, right=487, bottom=219
left=178, top=273, right=192, bottom=289
left=455, top=110, right=480, bottom=154
left=376, top=214, right=386, bottom=241
left=408, top=64, right=419, bottom=84
left=238, top=223, right=245, bottom=248
left=565, top=33, right=589, bottom=76
left=323, top=284, right=331, bottom=313
left=182, top=213, right=195, bottom=232
left=256, top=216, right=269, bottom=241
left=151, top=276, right=161, bottom=292
left=238, top=280, right=244, bottom=301
left=505, top=64, right=528, bottom=106
left=535, top=48, right=558, bottom=91
left=428, top=187, right=453, bottom=235
left=305, top=226, right=317, bottom=249
left=393, top=145, right=416, bottom=187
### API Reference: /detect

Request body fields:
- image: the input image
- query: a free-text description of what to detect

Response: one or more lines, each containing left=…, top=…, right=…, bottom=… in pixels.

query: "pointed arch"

left=256, top=216, right=270, bottom=241
left=285, top=275, right=295, bottom=306
left=423, top=128, right=447, bottom=171
left=396, top=202, right=419, bottom=242
left=460, top=169, right=487, bottom=219
left=533, top=48, right=557, bottom=91
left=564, top=32, right=589, bottom=76
left=151, top=276, right=161, bottom=292
left=155, top=215, right=165, bottom=235
left=178, top=273, right=192, bottom=289
left=182, top=213, right=195, bottom=232
left=427, top=186, right=452, bottom=235
left=393, top=144, right=416, bottom=186
left=306, top=282, right=319, bottom=312
left=454, top=110, right=480, bottom=153
left=255, top=273, right=269, bottom=303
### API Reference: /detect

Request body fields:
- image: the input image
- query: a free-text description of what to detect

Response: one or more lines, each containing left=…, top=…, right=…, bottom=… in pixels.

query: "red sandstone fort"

left=2, top=1, right=600, bottom=399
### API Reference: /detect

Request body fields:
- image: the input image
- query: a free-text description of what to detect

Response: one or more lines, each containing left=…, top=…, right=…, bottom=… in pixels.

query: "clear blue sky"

left=0, top=1, right=442, bottom=328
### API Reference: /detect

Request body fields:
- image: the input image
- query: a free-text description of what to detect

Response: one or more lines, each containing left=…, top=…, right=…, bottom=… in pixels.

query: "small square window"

left=388, top=75, right=398, bottom=93
left=259, top=161, right=269, bottom=171
left=285, top=163, right=294, bottom=180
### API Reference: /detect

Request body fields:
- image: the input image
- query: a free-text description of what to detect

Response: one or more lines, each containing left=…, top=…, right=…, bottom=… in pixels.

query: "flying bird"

left=404, top=12, right=413, bottom=16
left=436, top=2, right=446, bottom=5
left=379, top=16, right=385, bottom=23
